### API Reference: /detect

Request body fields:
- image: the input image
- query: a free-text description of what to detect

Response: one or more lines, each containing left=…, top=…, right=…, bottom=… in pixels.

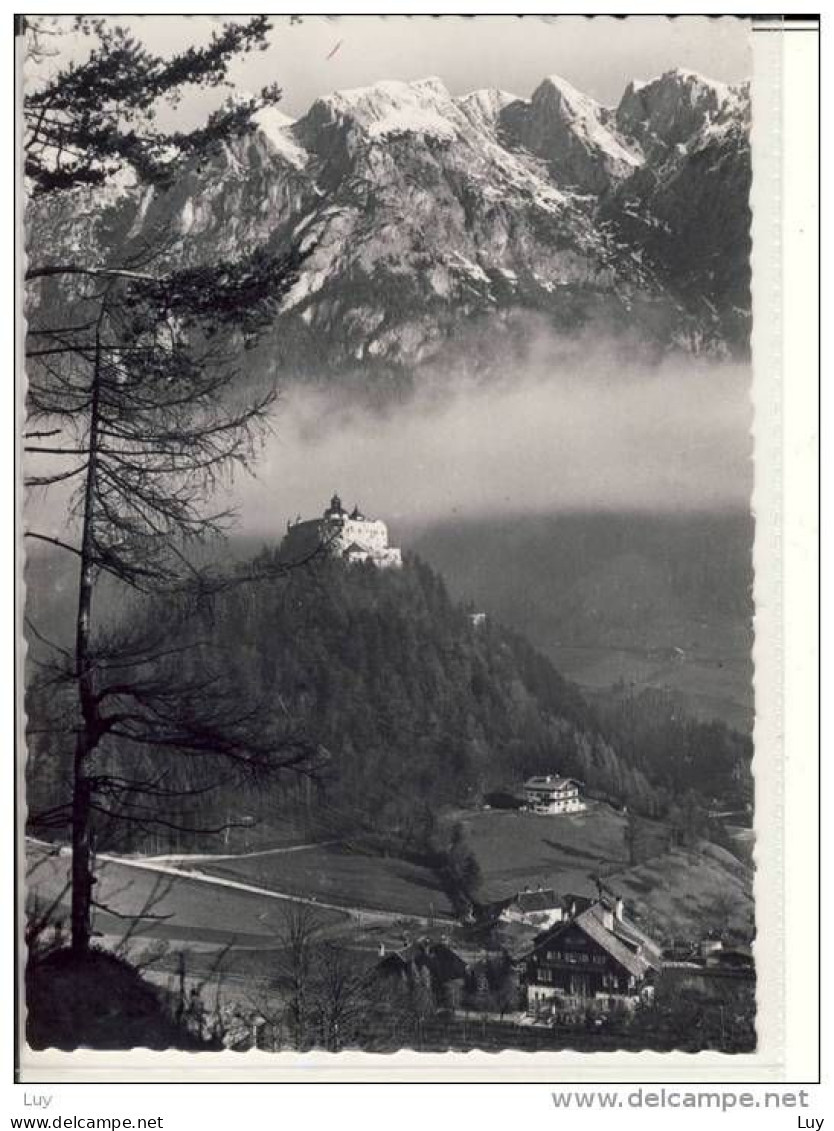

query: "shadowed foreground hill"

left=26, top=948, right=218, bottom=1051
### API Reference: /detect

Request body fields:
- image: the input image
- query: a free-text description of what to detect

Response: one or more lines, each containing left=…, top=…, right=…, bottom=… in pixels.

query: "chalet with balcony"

left=523, top=774, right=586, bottom=814
left=522, top=896, right=662, bottom=1016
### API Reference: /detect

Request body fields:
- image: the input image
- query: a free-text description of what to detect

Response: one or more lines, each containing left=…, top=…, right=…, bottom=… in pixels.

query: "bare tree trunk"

left=70, top=764, right=93, bottom=957
left=70, top=312, right=105, bottom=958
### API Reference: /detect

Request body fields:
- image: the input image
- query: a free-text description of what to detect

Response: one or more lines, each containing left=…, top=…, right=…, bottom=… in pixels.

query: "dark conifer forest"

left=26, top=552, right=752, bottom=856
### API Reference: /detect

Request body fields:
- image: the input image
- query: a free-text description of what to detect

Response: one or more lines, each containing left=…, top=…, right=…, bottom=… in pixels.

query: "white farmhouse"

left=523, top=774, right=586, bottom=815
left=499, top=887, right=564, bottom=929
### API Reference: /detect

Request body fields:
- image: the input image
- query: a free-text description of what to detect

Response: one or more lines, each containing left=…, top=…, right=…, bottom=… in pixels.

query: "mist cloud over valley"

left=238, top=349, right=753, bottom=539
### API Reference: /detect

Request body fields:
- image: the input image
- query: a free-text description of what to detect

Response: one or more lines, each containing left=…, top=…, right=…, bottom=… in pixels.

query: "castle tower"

left=325, top=492, right=344, bottom=519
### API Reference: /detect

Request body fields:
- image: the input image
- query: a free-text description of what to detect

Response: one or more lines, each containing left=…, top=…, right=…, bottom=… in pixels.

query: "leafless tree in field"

left=269, top=903, right=329, bottom=1049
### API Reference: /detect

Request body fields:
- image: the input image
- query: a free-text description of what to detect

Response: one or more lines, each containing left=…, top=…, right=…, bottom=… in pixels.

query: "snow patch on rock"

left=457, top=88, right=518, bottom=132
left=255, top=106, right=309, bottom=168
left=318, top=78, right=460, bottom=141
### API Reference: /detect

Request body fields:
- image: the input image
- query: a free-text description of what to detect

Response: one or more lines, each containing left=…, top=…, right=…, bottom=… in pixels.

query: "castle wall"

left=280, top=509, right=402, bottom=569
left=326, top=517, right=390, bottom=554
left=279, top=519, right=328, bottom=562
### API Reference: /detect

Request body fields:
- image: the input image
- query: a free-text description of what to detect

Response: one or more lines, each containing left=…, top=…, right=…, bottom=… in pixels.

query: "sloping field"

left=187, top=843, right=454, bottom=919
left=606, top=842, right=755, bottom=940
left=25, top=844, right=346, bottom=950
left=456, top=804, right=629, bottom=901
left=454, top=805, right=753, bottom=941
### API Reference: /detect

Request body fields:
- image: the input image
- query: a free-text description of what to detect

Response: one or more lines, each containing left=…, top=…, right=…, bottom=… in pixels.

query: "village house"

left=522, top=896, right=662, bottom=1017
left=497, top=887, right=563, bottom=929
left=376, top=938, right=469, bottom=1009
left=523, top=773, right=586, bottom=814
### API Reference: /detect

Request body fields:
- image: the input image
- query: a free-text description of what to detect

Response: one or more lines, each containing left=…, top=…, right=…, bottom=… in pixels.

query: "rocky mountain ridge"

left=27, top=67, right=751, bottom=391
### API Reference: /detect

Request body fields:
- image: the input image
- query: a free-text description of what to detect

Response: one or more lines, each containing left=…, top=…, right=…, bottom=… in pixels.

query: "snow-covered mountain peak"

left=29, top=66, right=752, bottom=382
left=661, top=66, right=731, bottom=95
left=309, top=76, right=460, bottom=141
left=535, top=73, right=605, bottom=117
left=499, top=74, right=641, bottom=193
left=456, top=88, right=518, bottom=132
left=615, top=68, right=746, bottom=157
left=255, top=105, right=296, bottom=130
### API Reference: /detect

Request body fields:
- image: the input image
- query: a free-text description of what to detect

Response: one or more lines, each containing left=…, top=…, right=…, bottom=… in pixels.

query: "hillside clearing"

left=455, top=803, right=629, bottom=900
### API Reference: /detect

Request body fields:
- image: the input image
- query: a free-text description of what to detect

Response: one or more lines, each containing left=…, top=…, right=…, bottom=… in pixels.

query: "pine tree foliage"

left=23, top=16, right=282, bottom=195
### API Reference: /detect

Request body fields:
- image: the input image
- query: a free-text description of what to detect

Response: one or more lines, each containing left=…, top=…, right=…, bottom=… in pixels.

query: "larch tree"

left=22, top=16, right=318, bottom=956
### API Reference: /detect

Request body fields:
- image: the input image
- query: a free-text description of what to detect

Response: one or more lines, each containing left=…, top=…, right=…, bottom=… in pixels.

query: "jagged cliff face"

left=27, top=67, right=751, bottom=391
left=499, top=75, right=643, bottom=194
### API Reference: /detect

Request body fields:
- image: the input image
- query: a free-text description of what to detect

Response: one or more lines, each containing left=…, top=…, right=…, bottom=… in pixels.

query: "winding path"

left=26, top=838, right=448, bottom=932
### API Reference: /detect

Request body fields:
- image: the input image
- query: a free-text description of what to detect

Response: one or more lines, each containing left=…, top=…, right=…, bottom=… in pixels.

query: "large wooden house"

left=523, top=774, right=586, bottom=814
left=523, top=897, right=662, bottom=1016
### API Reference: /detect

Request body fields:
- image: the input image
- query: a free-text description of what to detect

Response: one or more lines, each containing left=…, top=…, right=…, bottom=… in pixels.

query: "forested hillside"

left=26, top=553, right=751, bottom=855
left=410, top=510, right=754, bottom=731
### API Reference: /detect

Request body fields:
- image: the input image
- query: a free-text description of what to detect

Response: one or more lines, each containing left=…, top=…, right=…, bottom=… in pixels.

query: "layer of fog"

left=23, top=337, right=753, bottom=550
left=239, top=351, right=753, bottom=539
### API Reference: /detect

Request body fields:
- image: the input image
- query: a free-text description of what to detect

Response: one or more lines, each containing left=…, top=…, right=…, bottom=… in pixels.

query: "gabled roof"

left=475, top=895, right=516, bottom=923
left=519, top=899, right=660, bottom=979
left=570, top=909, right=652, bottom=979
left=376, top=940, right=468, bottom=983
left=427, top=942, right=468, bottom=983
left=342, top=542, right=369, bottom=555
left=377, top=951, right=410, bottom=976
left=612, top=915, right=664, bottom=959
left=524, top=775, right=581, bottom=791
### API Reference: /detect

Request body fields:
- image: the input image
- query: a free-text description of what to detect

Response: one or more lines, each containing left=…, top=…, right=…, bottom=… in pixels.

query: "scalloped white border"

left=12, top=10, right=819, bottom=1084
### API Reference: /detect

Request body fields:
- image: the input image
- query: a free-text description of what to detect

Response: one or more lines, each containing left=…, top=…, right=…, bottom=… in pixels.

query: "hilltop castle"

left=280, top=494, right=403, bottom=569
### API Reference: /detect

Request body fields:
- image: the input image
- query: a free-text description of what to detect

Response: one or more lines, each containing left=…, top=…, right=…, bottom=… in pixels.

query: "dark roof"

left=561, top=892, right=596, bottom=916
left=476, top=895, right=515, bottom=923
left=512, top=889, right=560, bottom=913
left=376, top=952, right=409, bottom=977
left=520, top=900, right=660, bottom=980
left=709, top=947, right=754, bottom=969
left=376, top=940, right=468, bottom=984
left=524, top=776, right=582, bottom=792
left=572, top=908, right=656, bottom=978
left=426, top=942, right=468, bottom=983
left=342, top=542, right=367, bottom=555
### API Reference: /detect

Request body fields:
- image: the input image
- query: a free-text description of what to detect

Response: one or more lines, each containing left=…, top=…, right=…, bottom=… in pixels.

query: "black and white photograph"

left=19, top=12, right=763, bottom=1062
